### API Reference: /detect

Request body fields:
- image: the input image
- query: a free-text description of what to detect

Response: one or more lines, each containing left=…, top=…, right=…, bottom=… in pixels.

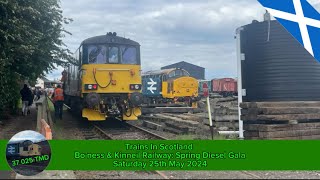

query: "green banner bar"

left=1, top=140, right=320, bottom=170
left=0, top=140, right=11, bottom=170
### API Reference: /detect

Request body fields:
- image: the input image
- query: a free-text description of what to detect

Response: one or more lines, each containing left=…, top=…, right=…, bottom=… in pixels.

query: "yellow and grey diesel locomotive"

left=63, top=32, right=143, bottom=121
left=142, top=68, right=199, bottom=107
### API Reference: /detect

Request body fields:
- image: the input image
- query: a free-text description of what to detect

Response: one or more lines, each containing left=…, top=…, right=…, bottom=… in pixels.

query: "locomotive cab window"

left=175, top=70, right=183, bottom=77
left=121, top=46, right=138, bottom=64
left=88, top=45, right=107, bottom=64
left=168, top=71, right=175, bottom=78
left=109, top=47, right=119, bottom=63
left=183, top=70, right=189, bottom=76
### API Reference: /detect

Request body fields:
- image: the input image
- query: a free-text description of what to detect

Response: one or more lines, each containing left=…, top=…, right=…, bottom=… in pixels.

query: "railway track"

left=93, top=120, right=168, bottom=140
left=85, top=120, right=169, bottom=179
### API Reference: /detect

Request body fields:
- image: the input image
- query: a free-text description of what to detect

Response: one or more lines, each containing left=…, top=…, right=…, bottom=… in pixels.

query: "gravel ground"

left=72, top=170, right=320, bottom=179
left=160, top=171, right=320, bottom=179
left=0, top=171, right=16, bottom=179
left=0, top=104, right=37, bottom=139
left=127, top=120, right=177, bottom=140
left=74, top=171, right=163, bottom=179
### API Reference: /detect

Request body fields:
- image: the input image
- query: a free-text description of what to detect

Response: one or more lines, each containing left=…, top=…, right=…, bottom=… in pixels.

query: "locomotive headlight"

left=130, top=84, right=141, bottom=90
left=85, top=84, right=98, bottom=90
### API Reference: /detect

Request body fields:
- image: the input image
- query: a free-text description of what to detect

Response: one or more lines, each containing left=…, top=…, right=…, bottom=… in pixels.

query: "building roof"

left=142, top=68, right=176, bottom=76
left=161, top=61, right=205, bottom=69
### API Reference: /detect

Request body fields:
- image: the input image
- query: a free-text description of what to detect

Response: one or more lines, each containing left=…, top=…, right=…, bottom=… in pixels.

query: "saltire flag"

left=257, top=0, right=320, bottom=62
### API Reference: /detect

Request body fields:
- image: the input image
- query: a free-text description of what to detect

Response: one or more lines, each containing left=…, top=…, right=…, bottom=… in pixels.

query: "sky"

left=46, top=0, right=320, bottom=81
left=9, top=130, right=46, bottom=143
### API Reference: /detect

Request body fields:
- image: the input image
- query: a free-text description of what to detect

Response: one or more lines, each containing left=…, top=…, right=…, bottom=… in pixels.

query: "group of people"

left=20, top=84, right=42, bottom=116
left=20, top=84, right=64, bottom=120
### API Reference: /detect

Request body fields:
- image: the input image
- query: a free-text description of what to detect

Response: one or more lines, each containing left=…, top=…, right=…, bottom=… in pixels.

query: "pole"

left=236, top=27, right=244, bottom=140
left=207, top=96, right=213, bottom=140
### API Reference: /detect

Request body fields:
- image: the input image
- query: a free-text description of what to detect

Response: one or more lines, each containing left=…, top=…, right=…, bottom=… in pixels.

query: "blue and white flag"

left=258, top=0, right=320, bottom=62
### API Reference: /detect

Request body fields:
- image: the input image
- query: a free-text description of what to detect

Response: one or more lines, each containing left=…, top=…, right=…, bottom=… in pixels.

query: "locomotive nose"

left=130, top=92, right=143, bottom=106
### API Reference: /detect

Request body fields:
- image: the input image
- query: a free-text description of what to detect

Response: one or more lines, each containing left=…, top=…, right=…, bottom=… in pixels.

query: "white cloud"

left=46, top=66, right=65, bottom=81
left=9, top=130, right=46, bottom=143
left=46, top=0, right=320, bottom=80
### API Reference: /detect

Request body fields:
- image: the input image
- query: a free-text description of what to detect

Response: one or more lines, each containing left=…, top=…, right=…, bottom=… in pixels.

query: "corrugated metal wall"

left=241, top=20, right=320, bottom=102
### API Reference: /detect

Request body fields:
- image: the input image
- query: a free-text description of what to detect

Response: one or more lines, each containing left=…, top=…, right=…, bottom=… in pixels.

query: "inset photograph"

left=5, top=130, right=51, bottom=176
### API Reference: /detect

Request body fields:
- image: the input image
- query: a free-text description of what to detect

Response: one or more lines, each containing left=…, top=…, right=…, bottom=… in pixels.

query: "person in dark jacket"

left=20, top=84, right=33, bottom=116
left=34, top=88, right=42, bottom=101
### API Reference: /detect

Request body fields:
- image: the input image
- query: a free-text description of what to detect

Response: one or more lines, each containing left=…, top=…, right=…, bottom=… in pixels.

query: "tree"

left=0, top=0, right=73, bottom=117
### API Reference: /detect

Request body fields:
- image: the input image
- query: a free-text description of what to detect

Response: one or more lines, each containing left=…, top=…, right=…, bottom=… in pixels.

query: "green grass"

left=47, top=98, right=55, bottom=111
left=212, top=135, right=228, bottom=140
left=17, top=99, right=22, bottom=109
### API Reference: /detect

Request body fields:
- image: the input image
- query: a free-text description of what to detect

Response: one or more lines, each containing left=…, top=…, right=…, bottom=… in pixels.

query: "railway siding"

left=138, top=96, right=239, bottom=139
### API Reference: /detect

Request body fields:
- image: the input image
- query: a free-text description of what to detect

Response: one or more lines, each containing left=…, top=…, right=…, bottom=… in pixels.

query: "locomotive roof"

left=142, top=68, right=186, bottom=76
left=81, top=33, right=140, bottom=46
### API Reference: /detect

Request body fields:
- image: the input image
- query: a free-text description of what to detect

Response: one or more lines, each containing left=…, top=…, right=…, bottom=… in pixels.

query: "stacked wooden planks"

left=241, top=101, right=320, bottom=139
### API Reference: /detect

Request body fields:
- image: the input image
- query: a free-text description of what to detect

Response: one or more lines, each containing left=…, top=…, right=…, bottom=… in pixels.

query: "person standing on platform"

left=20, top=84, right=32, bottom=116
left=51, top=85, right=64, bottom=120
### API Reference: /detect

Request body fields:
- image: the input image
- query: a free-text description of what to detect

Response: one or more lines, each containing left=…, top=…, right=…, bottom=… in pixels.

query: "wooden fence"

left=35, top=95, right=53, bottom=140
